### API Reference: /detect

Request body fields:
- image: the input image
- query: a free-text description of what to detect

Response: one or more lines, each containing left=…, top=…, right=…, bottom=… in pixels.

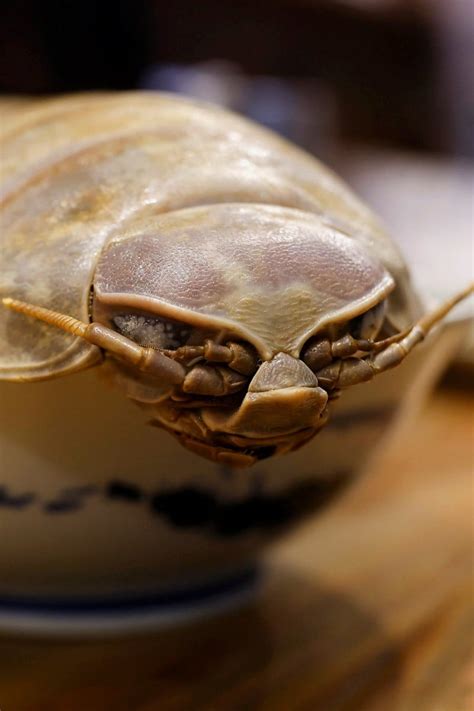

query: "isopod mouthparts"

left=199, top=386, right=329, bottom=440
left=1, top=92, right=472, bottom=465
left=248, top=352, right=319, bottom=392
left=182, top=364, right=248, bottom=397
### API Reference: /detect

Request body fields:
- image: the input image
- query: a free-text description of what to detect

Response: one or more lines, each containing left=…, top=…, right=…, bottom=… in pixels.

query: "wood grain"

left=0, top=386, right=472, bottom=711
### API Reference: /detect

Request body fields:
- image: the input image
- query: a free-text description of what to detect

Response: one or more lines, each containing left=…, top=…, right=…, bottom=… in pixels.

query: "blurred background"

left=2, top=0, right=473, bottom=157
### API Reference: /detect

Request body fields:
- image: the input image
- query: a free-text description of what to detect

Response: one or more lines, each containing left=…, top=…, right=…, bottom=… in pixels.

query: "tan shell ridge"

left=93, top=204, right=396, bottom=359
left=0, top=92, right=416, bottom=381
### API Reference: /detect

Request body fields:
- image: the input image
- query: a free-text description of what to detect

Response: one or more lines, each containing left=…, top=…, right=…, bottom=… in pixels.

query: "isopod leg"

left=316, top=283, right=473, bottom=390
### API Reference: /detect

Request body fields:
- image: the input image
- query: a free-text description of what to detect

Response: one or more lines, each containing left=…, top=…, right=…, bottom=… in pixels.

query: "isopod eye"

left=113, top=314, right=191, bottom=350
left=351, top=300, right=386, bottom=340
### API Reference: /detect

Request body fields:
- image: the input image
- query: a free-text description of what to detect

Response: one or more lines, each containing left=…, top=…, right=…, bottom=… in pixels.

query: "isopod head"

left=1, top=93, right=471, bottom=466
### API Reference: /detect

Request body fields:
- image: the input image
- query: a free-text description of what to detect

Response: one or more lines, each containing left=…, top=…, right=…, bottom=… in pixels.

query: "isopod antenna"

left=2, top=297, right=185, bottom=384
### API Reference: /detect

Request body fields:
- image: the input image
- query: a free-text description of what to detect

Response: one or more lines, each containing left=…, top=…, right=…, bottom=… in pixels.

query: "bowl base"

left=0, top=566, right=259, bottom=637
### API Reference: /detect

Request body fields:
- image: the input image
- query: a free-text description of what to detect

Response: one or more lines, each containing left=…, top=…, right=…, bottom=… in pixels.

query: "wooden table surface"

left=1, top=385, right=473, bottom=711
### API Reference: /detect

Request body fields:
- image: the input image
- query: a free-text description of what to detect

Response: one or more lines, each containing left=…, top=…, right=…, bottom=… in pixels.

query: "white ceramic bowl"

left=0, top=311, right=464, bottom=634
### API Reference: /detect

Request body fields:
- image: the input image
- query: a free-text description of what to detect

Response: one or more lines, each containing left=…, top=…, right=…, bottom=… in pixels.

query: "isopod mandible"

left=1, top=92, right=472, bottom=467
